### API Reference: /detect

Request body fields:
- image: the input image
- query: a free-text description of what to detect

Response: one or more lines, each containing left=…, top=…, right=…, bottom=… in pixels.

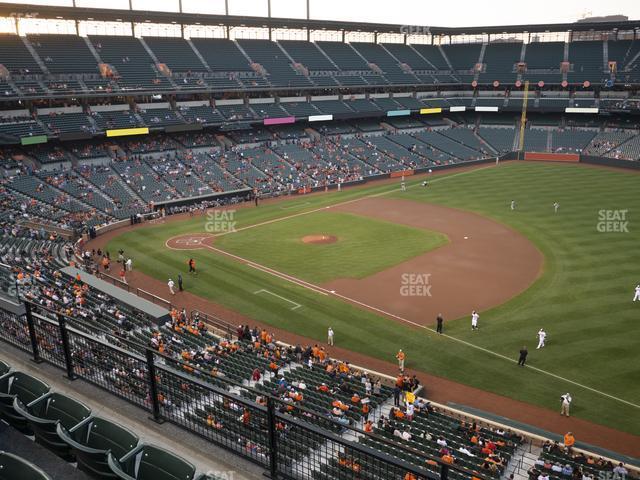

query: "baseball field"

left=103, top=161, right=640, bottom=440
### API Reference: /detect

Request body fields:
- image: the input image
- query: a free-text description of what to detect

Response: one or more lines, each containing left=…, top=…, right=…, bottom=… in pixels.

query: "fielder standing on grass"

left=327, top=327, right=334, bottom=346
left=633, top=284, right=640, bottom=302
left=553, top=202, right=560, bottom=213
left=471, top=310, right=479, bottom=330
left=537, top=328, right=546, bottom=349
left=396, top=349, right=405, bottom=372
left=560, top=393, right=572, bottom=417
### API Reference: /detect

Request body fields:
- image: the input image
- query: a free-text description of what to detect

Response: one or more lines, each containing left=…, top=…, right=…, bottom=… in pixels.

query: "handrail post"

left=145, top=349, right=165, bottom=424
left=266, top=397, right=279, bottom=478
left=25, top=303, right=43, bottom=364
left=57, top=314, right=77, bottom=380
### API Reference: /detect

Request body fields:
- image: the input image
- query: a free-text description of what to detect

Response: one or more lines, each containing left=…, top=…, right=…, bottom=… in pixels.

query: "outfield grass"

left=215, top=211, right=448, bottom=283
left=107, top=162, right=640, bottom=435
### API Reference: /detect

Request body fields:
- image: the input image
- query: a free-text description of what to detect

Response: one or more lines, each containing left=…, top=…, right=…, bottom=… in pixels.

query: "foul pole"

left=518, top=80, right=530, bottom=160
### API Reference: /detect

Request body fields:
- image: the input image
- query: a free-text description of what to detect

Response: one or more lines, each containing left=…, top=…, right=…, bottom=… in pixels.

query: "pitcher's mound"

left=302, top=235, right=337, bottom=245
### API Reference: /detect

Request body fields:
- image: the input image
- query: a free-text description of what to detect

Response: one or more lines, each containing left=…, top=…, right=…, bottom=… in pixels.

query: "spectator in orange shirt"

left=563, top=432, right=575, bottom=448
left=396, top=349, right=406, bottom=371
left=241, top=408, right=251, bottom=425
left=442, top=453, right=455, bottom=464
left=362, top=402, right=370, bottom=420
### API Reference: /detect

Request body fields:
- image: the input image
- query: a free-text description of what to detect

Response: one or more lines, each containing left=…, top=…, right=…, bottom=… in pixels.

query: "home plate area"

left=167, top=234, right=216, bottom=250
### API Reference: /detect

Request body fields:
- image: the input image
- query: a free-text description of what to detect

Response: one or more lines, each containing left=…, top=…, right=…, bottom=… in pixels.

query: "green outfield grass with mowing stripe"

left=107, top=162, right=640, bottom=435
left=215, top=211, right=448, bottom=283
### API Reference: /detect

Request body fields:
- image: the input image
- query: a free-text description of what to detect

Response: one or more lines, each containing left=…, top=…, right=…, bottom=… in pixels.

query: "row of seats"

left=1, top=34, right=637, bottom=95
left=0, top=359, right=222, bottom=480
left=0, top=93, right=626, bottom=142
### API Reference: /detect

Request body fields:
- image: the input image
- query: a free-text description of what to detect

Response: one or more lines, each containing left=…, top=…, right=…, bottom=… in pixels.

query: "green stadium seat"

left=0, top=451, right=53, bottom=480
left=107, top=444, right=197, bottom=480
left=57, top=416, right=139, bottom=479
left=0, top=372, right=50, bottom=433
left=13, top=392, right=91, bottom=459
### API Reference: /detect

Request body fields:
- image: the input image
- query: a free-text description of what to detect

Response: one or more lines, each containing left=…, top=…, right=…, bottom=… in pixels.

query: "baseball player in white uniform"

left=553, top=202, right=559, bottom=213
left=510, top=200, right=516, bottom=211
left=560, top=393, right=572, bottom=416
left=471, top=311, right=479, bottom=330
left=327, top=327, right=334, bottom=346
left=168, top=278, right=175, bottom=295
left=537, top=328, right=547, bottom=349
left=634, top=285, right=640, bottom=302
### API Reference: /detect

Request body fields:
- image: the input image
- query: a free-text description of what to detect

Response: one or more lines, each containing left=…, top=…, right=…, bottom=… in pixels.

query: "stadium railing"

left=0, top=299, right=494, bottom=480
left=93, top=271, right=174, bottom=310
left=191, top=309, right=235, bottom=340
left=136, top=287, right=174, bottom=311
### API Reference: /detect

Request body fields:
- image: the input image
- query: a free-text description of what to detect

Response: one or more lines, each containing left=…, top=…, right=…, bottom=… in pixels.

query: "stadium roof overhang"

left=1, top=2, right=639, bottom=36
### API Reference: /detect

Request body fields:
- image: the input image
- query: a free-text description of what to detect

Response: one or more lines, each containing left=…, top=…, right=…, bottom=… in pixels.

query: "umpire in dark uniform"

left=436, top=313, right=444, bottom=334
left=518, top=346, right=528, bottom=366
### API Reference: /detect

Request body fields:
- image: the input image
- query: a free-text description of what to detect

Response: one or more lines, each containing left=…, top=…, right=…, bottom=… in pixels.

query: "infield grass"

left=215, top=211, right=447, bottom=283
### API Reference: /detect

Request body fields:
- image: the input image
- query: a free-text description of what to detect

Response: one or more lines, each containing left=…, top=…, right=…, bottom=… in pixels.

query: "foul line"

left=202, top=243, right=329, bottom=296
left=254, top=289, right=302, bottom=310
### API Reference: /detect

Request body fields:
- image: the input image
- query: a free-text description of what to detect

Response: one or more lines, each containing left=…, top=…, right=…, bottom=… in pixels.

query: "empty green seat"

left=108, top=444, right=197, bottom=480
left=0, top=451, right=52, bottom=480
left=57, top=416, right=139, bottom=479
left=0, top=372, right=50, bottom=433
left=13, top=392, right=91, bottom=459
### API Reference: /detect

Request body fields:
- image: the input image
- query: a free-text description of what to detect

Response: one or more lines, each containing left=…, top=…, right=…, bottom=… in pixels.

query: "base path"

left=324, top=198, right=544, bottom=324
